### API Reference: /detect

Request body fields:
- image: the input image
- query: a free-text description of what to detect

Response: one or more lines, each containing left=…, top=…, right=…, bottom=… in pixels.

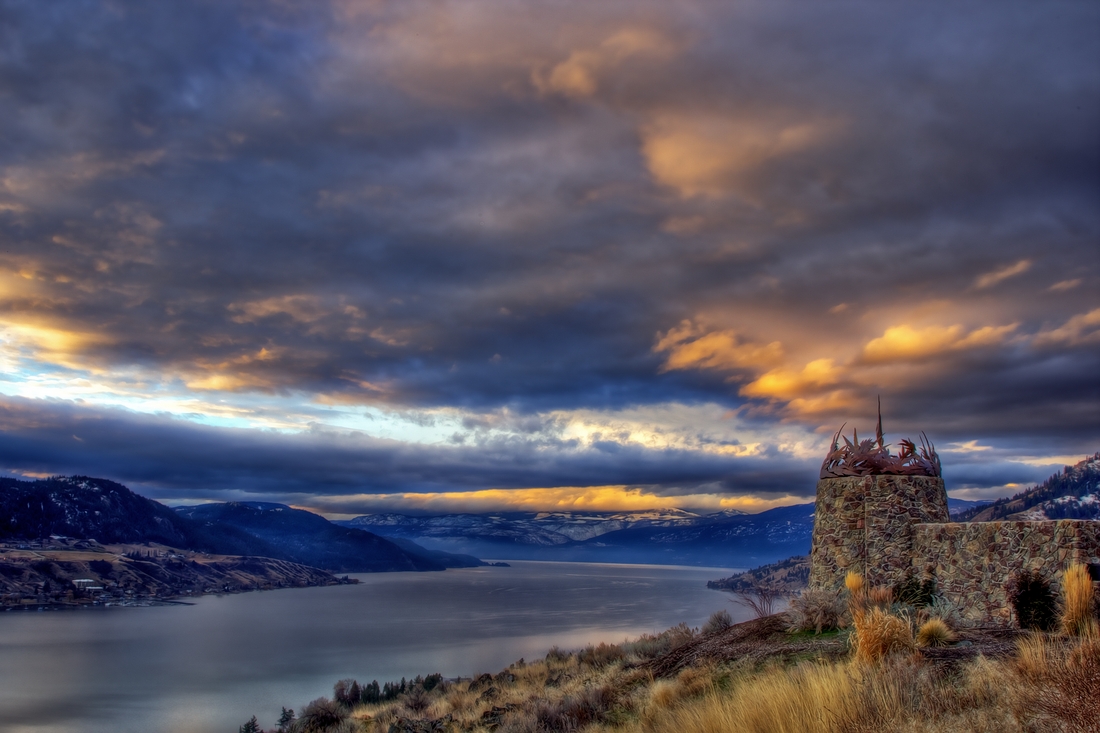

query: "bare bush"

left=703, top=608, right=733, bottom=634
left=787, top=588, right=845, bottom=634
left=731, top=581, right=782, bottom=618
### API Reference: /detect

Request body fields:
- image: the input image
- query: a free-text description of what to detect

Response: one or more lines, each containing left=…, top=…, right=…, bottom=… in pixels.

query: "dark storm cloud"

left=0, top=0, right=1097, bottom=499
left=0, top=395, right=816, bottom=508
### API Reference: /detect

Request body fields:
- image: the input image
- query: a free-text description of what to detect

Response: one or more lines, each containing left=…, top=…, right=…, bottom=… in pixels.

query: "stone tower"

left=808, top=420, right=949, bottom=590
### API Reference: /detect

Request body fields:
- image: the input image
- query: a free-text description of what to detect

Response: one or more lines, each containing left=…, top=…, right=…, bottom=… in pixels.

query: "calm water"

left=0, top=561, right=743, bottom=733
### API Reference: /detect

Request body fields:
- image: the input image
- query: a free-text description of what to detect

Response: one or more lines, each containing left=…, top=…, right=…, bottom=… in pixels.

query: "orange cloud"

left=533, top=28, right=678, bottom=98
left=641, top=114, right=841, bottom=198
left=739, top=358, right=842, bottom=401
left=0, top=318, right=111, bottom=371
left=311, top=485, right=804, bottom=516
left=654, top=320, right=783, bottom=373
left=229, top=295, right=332, bottom=324
left=861, top=323, right=1018, bottom=363
left=1033, top=308, right=1100, bottom=347
left=972, top=259, right=1031, bottom=290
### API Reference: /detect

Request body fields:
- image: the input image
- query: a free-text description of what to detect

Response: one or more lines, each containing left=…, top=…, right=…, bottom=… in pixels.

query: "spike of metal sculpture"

left=819, top=400, right=941, bottom=479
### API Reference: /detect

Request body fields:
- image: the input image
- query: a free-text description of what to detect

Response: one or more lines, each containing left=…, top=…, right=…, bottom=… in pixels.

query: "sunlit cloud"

left=1032, top=308, right=1100, bottom=347
left=654, top=321, right=783, bottom=374
left=641, top=114, right=842, bottom=199
left=309, top=485, right=807, bottom=517
left=860, top=323, right=1019, bottom=363
left=972, top=259, right=1032, bottom=290
left=1048, top=278, right=1082, bottom=292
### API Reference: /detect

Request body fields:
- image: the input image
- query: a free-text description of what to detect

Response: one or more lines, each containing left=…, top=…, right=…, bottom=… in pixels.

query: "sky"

left=0, top=0, right=1097, bottom=517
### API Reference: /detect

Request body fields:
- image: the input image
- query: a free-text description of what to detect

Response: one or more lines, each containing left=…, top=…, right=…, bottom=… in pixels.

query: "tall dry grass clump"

left=845, top=571, right=865, bottom=597
left=915, top=618, right=956, bottom=648
left=853, top=607, right=915, bottom=665
left=650, top=662, right=857, bottom=733
left=1014, top=632, right=1100, bottom=733
left=1061, top=563, right=1097, bottom=637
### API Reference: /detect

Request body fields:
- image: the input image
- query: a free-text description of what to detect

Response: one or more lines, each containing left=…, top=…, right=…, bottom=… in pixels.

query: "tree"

left=238, top=715, right=262, bottom=733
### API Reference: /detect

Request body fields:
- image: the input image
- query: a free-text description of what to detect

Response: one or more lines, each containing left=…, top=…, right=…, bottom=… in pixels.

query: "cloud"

left=972, top=259, right=1032, bottom=290
left=654, top=321, right=783, bottom=374
left=0, top=0, right=1096, bottom=506
left=641, top=114, right=842, bottom=199
left=861, top=323, right=1019, bottom=363
left=1033, top=308, right=1100, bottom=347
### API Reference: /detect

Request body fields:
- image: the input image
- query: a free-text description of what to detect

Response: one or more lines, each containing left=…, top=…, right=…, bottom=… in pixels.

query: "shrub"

left=786, top=588, right=844, bottom=634
left=292, top=697, right=349, bottom=733
left=916, top=595, right=962, bottom=629
left=853, top=607, right=915, bottom=665
left=1061, top=563, right=1097, bottom=637
left=1007, top=569, right=1057, bottom=631
left=545, top=645, right=569, bottom=662
left=892, top=572, right=936, bottom=607
left=915, top=618, right=956, bottom=647
left=577, top=642, right=624, bottom=668
left=703, top=608, right=733, bottom=634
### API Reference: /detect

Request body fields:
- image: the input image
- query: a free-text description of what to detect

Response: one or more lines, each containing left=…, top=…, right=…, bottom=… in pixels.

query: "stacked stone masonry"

left=809, top=476, right=948, bottom=591
left=914, top=520, right=1100, bottom=621
left=809, top=475, right=1100, bottom=623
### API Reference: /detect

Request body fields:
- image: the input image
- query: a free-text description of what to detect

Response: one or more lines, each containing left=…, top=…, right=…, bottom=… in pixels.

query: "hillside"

left=0, top=476, right=463, bottom=573
left=175, top=502, right=446, bottom=573
left=0, top=537, right=346, bottom=609
left=956, top=453, right=1100, bottom=522
left=0, top=476, right=281, bottom=555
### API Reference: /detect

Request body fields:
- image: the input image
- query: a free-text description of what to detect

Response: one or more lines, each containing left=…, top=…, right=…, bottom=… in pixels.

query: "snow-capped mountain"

left=956, top=453, right=1100, bottom=522
left=342, top=508, right=740, bottom=545
left=339, top=506, right=797, bottom=568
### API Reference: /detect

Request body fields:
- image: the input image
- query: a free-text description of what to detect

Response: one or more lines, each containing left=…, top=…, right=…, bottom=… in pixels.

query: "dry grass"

left=853, top=607, right=915, bottom=665
left=915, top=618, right=956, bottom=648
left=1061, top=563, right=1097, bottom=637
left=646, top=632, right=1100, bottom=733
left=281, top=600, right=1100, bottom=733
left=646, top=661, right=856, bottom=733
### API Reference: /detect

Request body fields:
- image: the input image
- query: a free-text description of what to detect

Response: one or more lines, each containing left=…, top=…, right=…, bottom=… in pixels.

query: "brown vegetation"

left=257, top=565, right=1100, bottom=733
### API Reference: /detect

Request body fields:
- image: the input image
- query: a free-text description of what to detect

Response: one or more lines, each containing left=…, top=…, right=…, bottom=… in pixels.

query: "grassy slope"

left=266, top=613, right=1099, bottom=733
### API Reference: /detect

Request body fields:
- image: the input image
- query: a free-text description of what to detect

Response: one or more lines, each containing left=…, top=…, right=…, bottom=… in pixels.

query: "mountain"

left=0, top=476, right=276, bottom=556
left=173, top=502, right=445, bottom=573
left=342, top=508, right=731, bottom=546
left=0, top=476, right=457, bottom=573
left=946, top=497, right=992, bottom=517
left=569, top=503, right=816, bottom=567
left=342, top=505, right=808, bottom=568
left=954, top=453, right=1100, bottom=522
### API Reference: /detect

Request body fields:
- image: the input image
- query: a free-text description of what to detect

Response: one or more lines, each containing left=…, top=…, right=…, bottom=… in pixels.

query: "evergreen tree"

left=238, top=715, right=261, bottom=733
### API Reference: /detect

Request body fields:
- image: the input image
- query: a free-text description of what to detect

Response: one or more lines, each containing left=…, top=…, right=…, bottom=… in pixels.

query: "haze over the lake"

left=0, top=1, right=1097, bottom=514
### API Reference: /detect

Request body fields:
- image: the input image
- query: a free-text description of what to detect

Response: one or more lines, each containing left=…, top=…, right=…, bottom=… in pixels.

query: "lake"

left=0, top=561, right=746, bottom=733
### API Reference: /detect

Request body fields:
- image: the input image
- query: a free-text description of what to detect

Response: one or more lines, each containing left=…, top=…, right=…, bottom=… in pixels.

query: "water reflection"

left=0, top=561, right=742, bottom=733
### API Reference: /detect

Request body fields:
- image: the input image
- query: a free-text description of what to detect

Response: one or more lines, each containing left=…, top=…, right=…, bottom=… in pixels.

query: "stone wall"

left=809, top=475, right=948, bottom=590
left=913, top=520, right=1100, bottom=621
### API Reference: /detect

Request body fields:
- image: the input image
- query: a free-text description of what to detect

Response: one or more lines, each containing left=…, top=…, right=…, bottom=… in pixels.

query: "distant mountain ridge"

left=955, top=453, right=1100, bottom=522
left=343, top=498, right=1007, bottom=568
left=341, top=508, right=719, bottom=545
left=341, top=505, right=805, bottom=567
left=0, top=476, right=465, bottom=573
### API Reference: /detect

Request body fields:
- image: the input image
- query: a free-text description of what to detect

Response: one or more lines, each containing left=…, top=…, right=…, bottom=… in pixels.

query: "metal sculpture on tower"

left=819, top=398, right=941, bottom=479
